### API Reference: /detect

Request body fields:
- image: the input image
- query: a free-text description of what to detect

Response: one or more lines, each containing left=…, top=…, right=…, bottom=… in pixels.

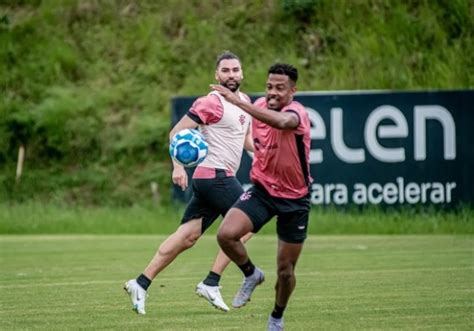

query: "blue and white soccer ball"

left=169, top=128, right=208, bottom=167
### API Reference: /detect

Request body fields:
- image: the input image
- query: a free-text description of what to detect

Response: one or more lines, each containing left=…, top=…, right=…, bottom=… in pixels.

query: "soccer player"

left=124, top=51, right=254, bottom=314
left=211, top=63, right=311, bottom=331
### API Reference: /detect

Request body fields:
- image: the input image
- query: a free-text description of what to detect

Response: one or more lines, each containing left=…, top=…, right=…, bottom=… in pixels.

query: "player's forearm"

left=169, top=128, right=178, bottom=142
left=244, top=135, right=254, bottom=152
left=171, top=159, right=184, bottom=169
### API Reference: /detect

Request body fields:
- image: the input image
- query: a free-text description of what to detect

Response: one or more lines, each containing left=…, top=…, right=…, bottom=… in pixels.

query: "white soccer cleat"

left=195, top=281, right=230, bottom=312
left=232, top=267, right=265, bottom=308
left=124, top=279, right=147, bottom=315
left=267, top=316, right=284, bottom=331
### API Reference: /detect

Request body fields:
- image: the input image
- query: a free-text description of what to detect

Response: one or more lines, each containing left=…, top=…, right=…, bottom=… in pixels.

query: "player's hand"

left=172, top=166, right=188, bottom=191
left=210, top=84, right=239, bottom=104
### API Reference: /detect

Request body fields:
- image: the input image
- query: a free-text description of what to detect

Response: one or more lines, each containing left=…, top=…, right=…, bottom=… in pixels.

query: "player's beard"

left=221, top=80, right=240, bottom=92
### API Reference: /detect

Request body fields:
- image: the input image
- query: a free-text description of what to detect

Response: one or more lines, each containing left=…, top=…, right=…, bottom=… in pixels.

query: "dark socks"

left=271, top=304, right=286, bottom=319
left=136, top=273, right=151, bottom=291
left=238, top=259, right=255, bottom=277
left=203, top=271, right=221, bottom=287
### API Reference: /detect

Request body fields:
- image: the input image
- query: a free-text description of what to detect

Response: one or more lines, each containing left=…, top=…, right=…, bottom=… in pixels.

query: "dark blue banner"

left=171, top=90, right=474, bottom=207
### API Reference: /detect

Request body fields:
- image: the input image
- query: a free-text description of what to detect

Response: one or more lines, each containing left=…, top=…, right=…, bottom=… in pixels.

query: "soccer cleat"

left=195, top=281, right=230, bottom=312
left=124, top=279, right=147, bottom=315
left=267, top=316, right=284, bottom=331
left=232, top=267, right=265, bottom=308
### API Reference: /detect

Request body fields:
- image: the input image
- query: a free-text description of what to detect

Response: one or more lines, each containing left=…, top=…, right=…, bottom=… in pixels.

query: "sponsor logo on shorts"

left=297, top=225, right=306, bottom=230
left=240, top=191, right=252, bottom=201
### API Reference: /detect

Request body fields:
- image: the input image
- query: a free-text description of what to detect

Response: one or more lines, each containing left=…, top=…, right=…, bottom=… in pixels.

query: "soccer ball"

left=169, top=128, right=208, bottom=167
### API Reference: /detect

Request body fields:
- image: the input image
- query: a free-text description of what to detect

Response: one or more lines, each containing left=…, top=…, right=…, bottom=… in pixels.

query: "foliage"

left=0, top=0, right=472, bottom=205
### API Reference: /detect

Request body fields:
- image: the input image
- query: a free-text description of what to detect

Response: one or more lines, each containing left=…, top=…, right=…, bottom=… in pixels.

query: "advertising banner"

left=171, top=90, right=473, bottom=207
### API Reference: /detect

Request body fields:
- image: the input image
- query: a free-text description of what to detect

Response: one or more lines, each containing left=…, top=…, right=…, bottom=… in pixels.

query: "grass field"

left=1, top=235, right=472, bottom=330
left=1, top=202, right=473, bottom=235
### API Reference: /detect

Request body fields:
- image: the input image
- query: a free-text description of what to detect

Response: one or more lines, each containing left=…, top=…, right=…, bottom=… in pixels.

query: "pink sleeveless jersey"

left=251, top=97, right=312, bottom=199
left=187, top=91, right=251, bottom=177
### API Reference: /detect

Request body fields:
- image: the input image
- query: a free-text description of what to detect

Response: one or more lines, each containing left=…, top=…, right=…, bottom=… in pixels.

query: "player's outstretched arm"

left=210, top=84, right=298, bottom=130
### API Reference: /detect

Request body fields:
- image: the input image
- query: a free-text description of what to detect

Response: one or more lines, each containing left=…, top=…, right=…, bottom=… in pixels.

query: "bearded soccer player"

left=124, top=51, right=254, bottom=314
left=212, top=63, right=311, bottom=331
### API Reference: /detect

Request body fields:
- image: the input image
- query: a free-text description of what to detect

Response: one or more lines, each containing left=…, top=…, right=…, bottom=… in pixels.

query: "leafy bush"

left=0, top=0, right=472, bottom=205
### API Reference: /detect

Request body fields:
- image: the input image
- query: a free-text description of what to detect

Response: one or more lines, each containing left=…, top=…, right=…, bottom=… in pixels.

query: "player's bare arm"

left=169, top=115, right=199, bottom=191
left=169, top=115, right=199, bottom=141
left=210, top=84, right=299, bottom=130
left=244, top=125, right=254, bottom=152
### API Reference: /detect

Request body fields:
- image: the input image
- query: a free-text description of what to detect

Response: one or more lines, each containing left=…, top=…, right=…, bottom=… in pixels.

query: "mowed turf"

left=0, top=235, right=472, bottom=330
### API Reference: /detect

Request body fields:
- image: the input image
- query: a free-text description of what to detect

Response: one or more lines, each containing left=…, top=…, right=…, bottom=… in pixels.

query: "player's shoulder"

left=284, top=101, right=309, bottom=130
left=283, top=100, right=307, bottom=117
left=192, top=93, right=222, bottom=111
left=196, top=93, right=221, bottom=105
left=285, top=100, right=305, bottom=111
left=254, top=96, right=266, bottom=107
left=238, top=92, right=251, bottom=103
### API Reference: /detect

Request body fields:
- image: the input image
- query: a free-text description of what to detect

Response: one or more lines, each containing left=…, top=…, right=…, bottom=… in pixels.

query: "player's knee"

left=217, top=228, right=237, bottom=247
left=217, top=230, right=229, bottom=247
left=277, top=264, right=294, bottom=283
left=182, top=232, right=200, bottom=249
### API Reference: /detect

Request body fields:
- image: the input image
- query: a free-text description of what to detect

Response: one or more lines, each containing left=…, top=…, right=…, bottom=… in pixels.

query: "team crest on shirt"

left=239, top=114, right=246, bottom=126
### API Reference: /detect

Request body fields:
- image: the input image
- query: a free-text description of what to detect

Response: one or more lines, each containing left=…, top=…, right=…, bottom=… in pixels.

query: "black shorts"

left=233, top=184, right=310, bottom=243
left=181, top=169, right=244, bottom=233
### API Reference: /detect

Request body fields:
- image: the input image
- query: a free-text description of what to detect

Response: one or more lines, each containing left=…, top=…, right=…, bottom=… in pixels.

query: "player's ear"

left=214, top=70, right=219, bottom=81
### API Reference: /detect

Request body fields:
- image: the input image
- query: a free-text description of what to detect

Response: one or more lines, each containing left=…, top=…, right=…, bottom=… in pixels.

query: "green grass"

left=0, top=235, right=472, bottom=330
left=1, top=202, right=473, bottom=234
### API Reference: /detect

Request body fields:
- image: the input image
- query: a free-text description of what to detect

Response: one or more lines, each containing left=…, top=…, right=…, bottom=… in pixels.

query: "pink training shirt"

left=251, top=97, right=312, bottom=199
left=187, top=91, right=251, bottom=178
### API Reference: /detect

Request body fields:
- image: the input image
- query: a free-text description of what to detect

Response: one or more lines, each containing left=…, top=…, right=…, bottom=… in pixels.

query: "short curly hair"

left=268, top=63, right=298, bottom=84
